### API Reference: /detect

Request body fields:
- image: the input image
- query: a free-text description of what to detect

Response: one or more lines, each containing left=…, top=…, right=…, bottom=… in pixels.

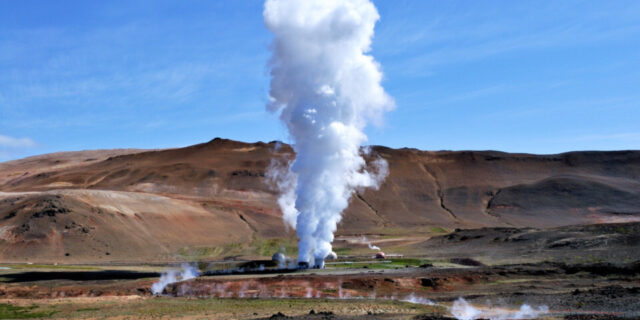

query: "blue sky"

left=1, top=0, right=639, bottom=161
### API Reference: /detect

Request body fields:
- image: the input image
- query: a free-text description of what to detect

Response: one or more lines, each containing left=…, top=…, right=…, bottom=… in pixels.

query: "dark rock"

left=2, top=211, right=16, bottom=220
left=450, top=258, right=485, bottom=266
left=421, top=278, right=439, bottom=288
left=269, top=312, right=290, bottom=319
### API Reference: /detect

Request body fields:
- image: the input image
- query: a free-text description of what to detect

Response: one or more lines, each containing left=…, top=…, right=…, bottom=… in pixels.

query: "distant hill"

left=1, top=138, right=638, bottom=263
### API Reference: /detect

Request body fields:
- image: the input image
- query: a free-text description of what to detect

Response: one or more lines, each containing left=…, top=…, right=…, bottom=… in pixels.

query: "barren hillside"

left=1, top=138, right=638, bottom=263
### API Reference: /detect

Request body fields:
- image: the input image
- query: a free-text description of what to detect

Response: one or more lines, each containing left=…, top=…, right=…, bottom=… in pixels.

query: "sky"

left=0, top=0, right=639, bottom=161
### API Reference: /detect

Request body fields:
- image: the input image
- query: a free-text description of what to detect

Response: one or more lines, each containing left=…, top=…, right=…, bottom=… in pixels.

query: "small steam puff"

left=151, top=263, right=199, bottom=295
left=451, top=297, right=549, bottom=320
left=264, top=0, right=393, bottom=268
left=361, top=236, right=380, bottom=251
left=401, top=293, right=435, bottom=306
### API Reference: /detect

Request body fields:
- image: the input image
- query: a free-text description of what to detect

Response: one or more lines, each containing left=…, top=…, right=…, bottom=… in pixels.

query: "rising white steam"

left=151, top=263, right=199, bottom=295
left=266, top=147, right=298, bottom=229
left=264, top=0, right=393, bottom=268
left=402, top=293, right=436, bottom=306
left=451, top=298, right=482, bottom=320
left=451, top=297, right=548, bottom=320
left=361, top=236, right=381, bottom=251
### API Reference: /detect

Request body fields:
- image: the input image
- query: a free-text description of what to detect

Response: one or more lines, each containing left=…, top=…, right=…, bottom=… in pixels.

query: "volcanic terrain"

left=0, top=138, right=639, bottom=263
left=1, top=138, right=639, bottom=319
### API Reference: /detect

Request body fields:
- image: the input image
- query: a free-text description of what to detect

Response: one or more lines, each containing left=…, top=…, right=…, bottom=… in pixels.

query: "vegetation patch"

left=1, top=264, right=101, bottom=271
left=178, top=246, right=224, bottom=259
left=333, top=247, right=352, bottom=255
left=328, top=258, right=431, bottom=270
left=0, top=304, right=57, bottom=319
left=75, top=307, right=101, bottom=312
left=430, top=226, right=450, bottom=234
left=23, top=297, right=440, bottom=319
left=251, top=237, right=298, bottom=257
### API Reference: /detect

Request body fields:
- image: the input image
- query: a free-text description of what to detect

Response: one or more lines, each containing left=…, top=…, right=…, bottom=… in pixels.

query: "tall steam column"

left=264, top=0, right=394, bottom=268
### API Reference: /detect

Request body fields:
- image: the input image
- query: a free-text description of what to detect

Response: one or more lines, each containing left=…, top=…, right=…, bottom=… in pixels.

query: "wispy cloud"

left=0, top=14, right=270, bottom=131
left=376, top=1, right=640, bottom=77
left=415, top=25, right=638, bottom=68
left=0, top=134, right=36, bottom=148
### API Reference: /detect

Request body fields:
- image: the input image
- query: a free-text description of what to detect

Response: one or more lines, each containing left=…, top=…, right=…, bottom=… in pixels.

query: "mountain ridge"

left=1, top=138, right=638, bottom=263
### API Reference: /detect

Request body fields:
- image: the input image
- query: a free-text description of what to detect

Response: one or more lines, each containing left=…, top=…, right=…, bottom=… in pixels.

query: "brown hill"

left=0, top=138, right=639, bottom=263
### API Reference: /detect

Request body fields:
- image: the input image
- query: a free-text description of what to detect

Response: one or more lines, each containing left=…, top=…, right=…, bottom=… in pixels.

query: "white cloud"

left=0, top=135, right=36, bottom=148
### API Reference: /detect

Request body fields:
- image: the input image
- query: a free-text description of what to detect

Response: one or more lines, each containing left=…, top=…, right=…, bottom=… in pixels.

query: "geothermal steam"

left=451, top=298, right=549, bottom=320
left=362, top=236, right=381, bottom=251
left=151, top=263, right=199, bottom=295
left=264, top=0, right=393, bottom=268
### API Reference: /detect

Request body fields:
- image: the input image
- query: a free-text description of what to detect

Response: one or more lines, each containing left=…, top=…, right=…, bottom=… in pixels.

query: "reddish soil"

left=4, top=261, right=636, bottom=317
left=1, top=138, right=639, bottom=263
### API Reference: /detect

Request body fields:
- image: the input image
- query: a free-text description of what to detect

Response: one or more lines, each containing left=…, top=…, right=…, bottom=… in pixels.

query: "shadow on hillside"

left=1, top=270, right=160, bottom=283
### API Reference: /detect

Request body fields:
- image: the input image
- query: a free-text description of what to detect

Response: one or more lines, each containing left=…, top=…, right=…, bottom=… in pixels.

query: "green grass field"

left=326, top=258, right=431, bottom=269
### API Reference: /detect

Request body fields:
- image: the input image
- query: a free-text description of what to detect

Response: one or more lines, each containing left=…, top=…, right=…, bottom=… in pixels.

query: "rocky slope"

left=0, top=138, right=638, bottom=263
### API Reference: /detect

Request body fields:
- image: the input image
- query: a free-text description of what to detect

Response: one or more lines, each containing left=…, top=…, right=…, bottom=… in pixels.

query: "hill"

left=1, top=138, right=638, bottom=263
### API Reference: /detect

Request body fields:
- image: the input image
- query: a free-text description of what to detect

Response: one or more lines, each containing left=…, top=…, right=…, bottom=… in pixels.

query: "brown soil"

left=1, top=138, right=639, bottom=263
left=1, top=260, right=637, bottom=318
left=1, top=222, right=638, bottom=318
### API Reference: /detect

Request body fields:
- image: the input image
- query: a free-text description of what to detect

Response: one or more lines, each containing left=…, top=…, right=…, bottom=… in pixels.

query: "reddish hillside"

left=1, top=138, right=638, bottom=263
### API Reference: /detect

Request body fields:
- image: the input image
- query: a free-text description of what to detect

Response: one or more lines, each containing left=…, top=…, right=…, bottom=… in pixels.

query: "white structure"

left=272, top=252, right=286, bottom=263
left=325, top=251, right=338, bottom=260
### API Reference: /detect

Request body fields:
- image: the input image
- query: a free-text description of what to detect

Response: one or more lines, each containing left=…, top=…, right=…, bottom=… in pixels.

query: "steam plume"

left=151, top=263, right=199, bottom=295
left=264, top=0, right=393, bottom=268
left=362, top=236, right=381, bottom=251
left=402, top=293, right=435, bottom=306
left=451, top=297, right=548, bottom=320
